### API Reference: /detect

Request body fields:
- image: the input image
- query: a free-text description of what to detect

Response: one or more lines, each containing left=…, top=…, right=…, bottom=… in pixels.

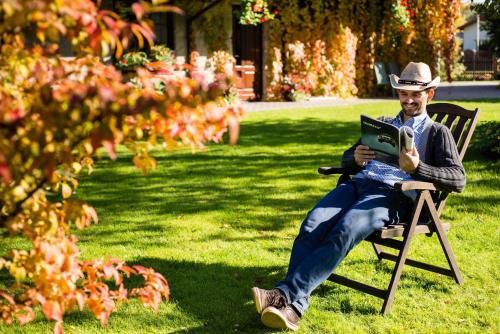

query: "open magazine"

left=360, top=115, right=414, bottom=167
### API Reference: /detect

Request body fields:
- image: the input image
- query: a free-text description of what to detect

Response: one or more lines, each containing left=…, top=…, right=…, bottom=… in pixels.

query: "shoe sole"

left=251, top=287, right=264, bottom=314
left=261, top=307, right=298, bottom=331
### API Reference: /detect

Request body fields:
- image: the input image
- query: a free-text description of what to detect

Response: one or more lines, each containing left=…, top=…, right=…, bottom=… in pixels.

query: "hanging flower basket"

left=239, top=0, right=277, bottom=25
left=391, top=0, right=412, bottom=31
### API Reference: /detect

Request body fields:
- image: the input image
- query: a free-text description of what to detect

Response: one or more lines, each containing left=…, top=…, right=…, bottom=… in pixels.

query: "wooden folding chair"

left=318, top=103, right=480, bottom=314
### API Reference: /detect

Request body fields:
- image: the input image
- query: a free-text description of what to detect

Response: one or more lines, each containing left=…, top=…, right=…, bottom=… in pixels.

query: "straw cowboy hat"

left=389, top=62, right=440, bottom=91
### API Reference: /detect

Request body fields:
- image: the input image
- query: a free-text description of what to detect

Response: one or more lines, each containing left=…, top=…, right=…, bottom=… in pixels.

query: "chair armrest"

left=394, top=181, right=437, bottom=191
left=318, top=166, right=354, bottom=175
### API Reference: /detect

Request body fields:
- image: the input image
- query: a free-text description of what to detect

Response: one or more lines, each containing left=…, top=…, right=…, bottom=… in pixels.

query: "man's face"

left=397, top=89, right=434, bottom=119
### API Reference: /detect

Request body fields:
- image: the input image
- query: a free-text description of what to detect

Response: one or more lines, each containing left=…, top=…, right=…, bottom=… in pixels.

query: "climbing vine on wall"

left=177, top=0, right=232, bottom=53
left=265, top=0, right=461, bottom=98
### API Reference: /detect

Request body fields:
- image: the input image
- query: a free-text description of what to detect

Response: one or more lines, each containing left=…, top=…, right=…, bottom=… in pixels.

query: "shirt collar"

left=396, top=111, right=429, bottom=129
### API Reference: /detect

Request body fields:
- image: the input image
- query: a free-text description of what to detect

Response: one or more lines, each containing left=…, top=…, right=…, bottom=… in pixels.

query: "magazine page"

left=360, top=115, right=400, bottom=166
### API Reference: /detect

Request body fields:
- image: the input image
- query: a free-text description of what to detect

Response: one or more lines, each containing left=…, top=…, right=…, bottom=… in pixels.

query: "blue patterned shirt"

left=353, top=112, right=430, bottom=198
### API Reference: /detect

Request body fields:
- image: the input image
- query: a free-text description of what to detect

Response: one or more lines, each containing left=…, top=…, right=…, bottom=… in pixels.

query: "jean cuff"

left=274, top=284, right=292, bottom=305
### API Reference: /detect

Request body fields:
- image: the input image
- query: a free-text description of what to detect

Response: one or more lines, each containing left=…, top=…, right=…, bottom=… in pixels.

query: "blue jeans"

left=275, top=177, right=411, bottom=316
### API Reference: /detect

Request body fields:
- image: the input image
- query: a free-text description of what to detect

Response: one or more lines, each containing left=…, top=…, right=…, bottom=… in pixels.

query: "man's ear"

left=427, top=89, right=435, bottom=101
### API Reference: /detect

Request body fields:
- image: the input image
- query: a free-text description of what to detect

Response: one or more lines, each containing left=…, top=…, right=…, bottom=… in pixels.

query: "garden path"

left=242, top=81, right=500, bottom=112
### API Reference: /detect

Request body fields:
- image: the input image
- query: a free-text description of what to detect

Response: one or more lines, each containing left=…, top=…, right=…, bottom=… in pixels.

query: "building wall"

left=173, top=2, right=234, bottom=59
left=174, top=14, right=188, bottom=58
left=462, top=22, right=490, bottom=51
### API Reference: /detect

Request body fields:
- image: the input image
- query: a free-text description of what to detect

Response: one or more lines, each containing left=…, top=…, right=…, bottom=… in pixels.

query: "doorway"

left=232, top=6, right=263, bottom=99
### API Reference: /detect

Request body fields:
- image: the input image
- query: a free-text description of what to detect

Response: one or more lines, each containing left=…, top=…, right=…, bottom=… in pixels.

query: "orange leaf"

left=120, top=265, right=137, bottom=277
left=42, top=300, right=63, bottom=321
left=76, top=291, right=86, bottom=311
left=0, top=291, right=15, bottom=304
left=84, top=205, right=99, bottom=225
left=135, top=23, right=155, bottom=47
left=228, top=117, right=240, bottom=146
left=114, top=36, right=123, bottom=59
left=146, top=5, right=184, bottom=15
left=102, top=140, right=116, bottom=160
left=130, top=25, right=145, bottom=49
left=99, top=311, right=110, bottom=327
left=0, top=163, right=12, bottom=182
left=103, top=263, right=115, bottom=280
left=132, top=3, right=145, bottom=19
left=16, top=306, right=35, bottom=325
left=53, top=321, right=63, bottom=334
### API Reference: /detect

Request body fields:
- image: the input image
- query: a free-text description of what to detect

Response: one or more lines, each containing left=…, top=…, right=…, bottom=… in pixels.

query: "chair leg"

left=424, top=195, right=464, bottom=285
left=372, top=242, right=383, bottom=260
left=381, top=192, right=426, bottom=315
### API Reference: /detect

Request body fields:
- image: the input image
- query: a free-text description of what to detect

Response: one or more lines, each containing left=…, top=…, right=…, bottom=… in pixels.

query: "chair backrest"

left=426, top=103, right=480, bottom=215
left=426, top=103, right=481, bottom=162
left=374, top=62, right=389, bottom=85
left=387, top=62, right=400, bottom=76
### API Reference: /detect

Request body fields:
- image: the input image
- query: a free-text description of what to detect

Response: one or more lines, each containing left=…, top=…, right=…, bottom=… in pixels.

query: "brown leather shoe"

left=251, top=287, right=287, bottom=314
left=261, top=305, right=300, bottom=331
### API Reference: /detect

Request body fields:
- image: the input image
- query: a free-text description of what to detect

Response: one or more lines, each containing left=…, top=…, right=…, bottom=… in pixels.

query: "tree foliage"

left=473, top=0, right=500, bottom=57
left=0, top=0, right=241, bottom=332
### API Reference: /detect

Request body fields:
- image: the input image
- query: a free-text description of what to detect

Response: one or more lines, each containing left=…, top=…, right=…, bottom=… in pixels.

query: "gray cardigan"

left=341, top=119, right=466, bottom=193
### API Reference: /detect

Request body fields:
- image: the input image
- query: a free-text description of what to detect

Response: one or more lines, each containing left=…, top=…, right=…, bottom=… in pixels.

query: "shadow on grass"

left=69, top=115, right=495, bottom=330
left=76, top=118, right=359, bottom=242
left=126, top=256, right=453, bottom=332
left=129, top=257, right=286, bottom=334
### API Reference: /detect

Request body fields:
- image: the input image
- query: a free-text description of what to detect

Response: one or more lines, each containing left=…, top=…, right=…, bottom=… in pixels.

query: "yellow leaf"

left=72, top=162, right=82, bottom=173
left=131, top=25, right=144, bottom=49
left=61, top=183, right=72, bottom=199
left=36, top=30, right=46, bottom=43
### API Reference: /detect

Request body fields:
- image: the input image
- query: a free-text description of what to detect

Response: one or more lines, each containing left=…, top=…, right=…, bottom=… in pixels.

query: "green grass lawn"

left=1, top=100, right=499, bottom=333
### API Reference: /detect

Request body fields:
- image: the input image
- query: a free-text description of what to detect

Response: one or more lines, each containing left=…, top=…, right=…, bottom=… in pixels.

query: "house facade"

left=458, top=15, right=490, bottom=51
left=458, top=15, right=497, bottom=76
left=133, top=1, right=268, bottom=99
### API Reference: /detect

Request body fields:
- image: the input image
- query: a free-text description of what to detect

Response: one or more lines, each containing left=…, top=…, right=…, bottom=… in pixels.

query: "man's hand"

left=399, top=146, right=419, bottom=173
left=354, top=145, right=376, bottom=167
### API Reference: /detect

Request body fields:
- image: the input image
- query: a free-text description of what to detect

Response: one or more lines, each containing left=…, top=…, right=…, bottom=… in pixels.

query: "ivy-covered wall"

left=151, top=0, right=461, bottom=98
left=174, top=0, right=234, bottom=57
left=264, top=0, right=461, bottom=97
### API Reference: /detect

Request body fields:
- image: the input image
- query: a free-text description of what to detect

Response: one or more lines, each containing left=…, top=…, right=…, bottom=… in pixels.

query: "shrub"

left=471, top=121, right=500, bottom=159
left=149, top=45, right=175, bottom=64
left=116, top=51, right=150, bottom=70
left=0, top=1, right=242, bottom=333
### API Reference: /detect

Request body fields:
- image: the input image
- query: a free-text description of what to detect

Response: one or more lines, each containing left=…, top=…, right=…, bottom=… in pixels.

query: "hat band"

left=398, top=79, right=430, bottom=86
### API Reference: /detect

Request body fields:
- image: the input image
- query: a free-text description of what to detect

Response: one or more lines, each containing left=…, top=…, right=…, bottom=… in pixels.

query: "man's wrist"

left=409, top=160, right=420, bottom=173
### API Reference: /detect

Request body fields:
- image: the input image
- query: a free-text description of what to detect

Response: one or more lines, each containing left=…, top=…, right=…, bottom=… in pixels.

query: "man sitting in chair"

left=251, top=62, right=466, bottom=331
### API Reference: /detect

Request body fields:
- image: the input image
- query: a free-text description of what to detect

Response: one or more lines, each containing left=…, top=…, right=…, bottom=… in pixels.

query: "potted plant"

left=149, top=45, right=175, bottom=65
left=115, top=51, right=150, bottom=71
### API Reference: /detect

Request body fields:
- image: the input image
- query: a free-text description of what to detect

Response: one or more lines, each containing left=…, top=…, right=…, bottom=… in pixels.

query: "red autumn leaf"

left=132, top=265, right=149, bottom=275
left=42, top=300, right=63, bottom=321
left=102, top=140, right=117, bottom=160
left=54, top=321, right=63, bottom=334
left=0, top=291, right=16, bottom=305
left=117, top=284, right=128, bottom=301
left=84, top=205, right=99, bottom=225
left=102, top=262, right=116, bottom=281
left=228, top=117, right=240, bottom=146
left=16, top=306, right=35, bottom=325
left=119, top=265, right=137, bottom=277
left=0, top=162, right=11, bottom=183
left=75, top=291, right=86, bottom=311
left=131, top=3, right=145, bottom=20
